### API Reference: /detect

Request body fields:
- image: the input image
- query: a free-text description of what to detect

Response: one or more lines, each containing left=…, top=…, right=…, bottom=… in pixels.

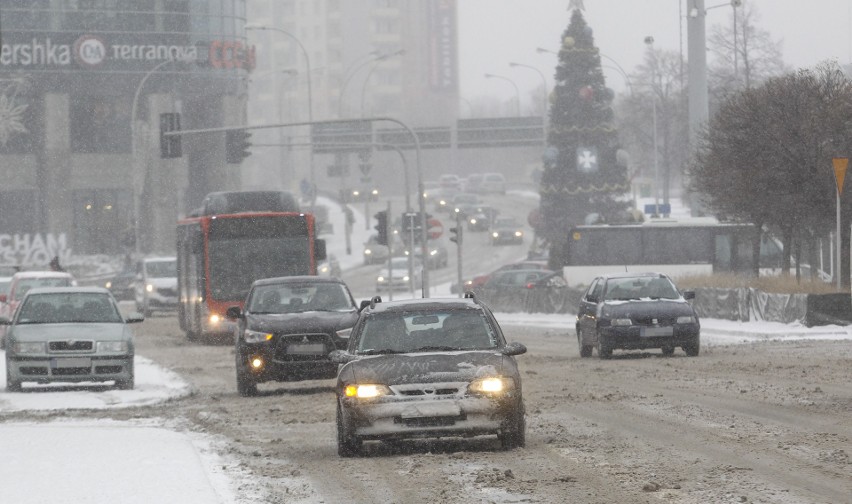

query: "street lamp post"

left=130, top=58, right=181, bottom=256
left=509, top=61, right=548, bottom=145
left=484, top=73, right=520, bottom=116
left=245, top=24, right=315, bottom=210
left=645, top=36, right=661, bottom=216
left=360, top=50, right=405, bottom=118
left=339, top=49, right=404, bottom=118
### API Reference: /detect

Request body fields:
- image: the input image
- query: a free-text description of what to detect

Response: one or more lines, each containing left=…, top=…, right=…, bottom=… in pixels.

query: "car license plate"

left=50, top=357, right=92, bottom=369
left=286, top=343, right=326, bottom=355
left=641, top=326, right=673, bottom=337
left=400, top=402, right=462, bottom=419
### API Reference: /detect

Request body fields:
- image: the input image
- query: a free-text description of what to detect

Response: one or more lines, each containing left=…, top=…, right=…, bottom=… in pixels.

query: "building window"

left=70, top=95, right=131, bottom=154
left=73, top=189, right=131, bottom=254
left=0, top=91, right=36, bottom=155
left=0, top=190, right=37, bottom=235
left=163, top=0, right=191, bottom=33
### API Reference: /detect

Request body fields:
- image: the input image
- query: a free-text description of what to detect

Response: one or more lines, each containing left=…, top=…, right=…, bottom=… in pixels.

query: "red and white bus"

left=176, top=192, right=326, bottom=340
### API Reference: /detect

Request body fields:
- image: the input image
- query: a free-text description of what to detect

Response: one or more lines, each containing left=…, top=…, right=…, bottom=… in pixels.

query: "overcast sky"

left=458, top=0, right=852, bottom=112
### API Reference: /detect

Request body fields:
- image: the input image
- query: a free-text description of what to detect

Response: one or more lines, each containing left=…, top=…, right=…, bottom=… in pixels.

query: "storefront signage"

left=0, top=233, right=70, bottom=267
left=0, top=35, right=254, bottom=71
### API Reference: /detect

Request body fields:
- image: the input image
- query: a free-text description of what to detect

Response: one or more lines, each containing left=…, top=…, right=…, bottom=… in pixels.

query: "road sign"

left=427, top=218, right=443, bottom=240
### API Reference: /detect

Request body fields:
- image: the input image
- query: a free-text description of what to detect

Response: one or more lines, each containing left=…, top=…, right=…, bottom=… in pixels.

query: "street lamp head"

left=243, top=24, right=268, bottom=30
left=689, top=7, right=699, bottom=17
left=509, top=62, right=520, bottom=68
left=644, top=36, right=655, bottom=46
left=484, top=73, right=494, bottom=78
left=535, top=47, right=556, bottom=55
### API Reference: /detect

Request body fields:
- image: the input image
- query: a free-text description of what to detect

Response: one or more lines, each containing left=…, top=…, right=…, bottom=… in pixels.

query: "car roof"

left=25, top=286, right=112, bottom=295
left=598, top=272, right=669, bottom=281
left=251, top=275, right=347, bottom=287
left=12, top=271, right=74, bottom=280
left=364, top=297, right=485, bottom=315
left=143, top=256, right=176, bottom=262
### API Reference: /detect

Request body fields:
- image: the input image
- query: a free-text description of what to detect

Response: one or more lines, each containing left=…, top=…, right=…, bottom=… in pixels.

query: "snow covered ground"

left=2, top=194, right=850, bottom=503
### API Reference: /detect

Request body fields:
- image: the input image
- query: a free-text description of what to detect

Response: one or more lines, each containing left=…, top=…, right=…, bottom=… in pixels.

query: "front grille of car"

left=48, top=340, right=94, bottom=352
left=19, top=367, right=48, bottom=376
left=633, top=316, right=676, bottom=326
left=53, top=366, right=91, bottom=376
left=273, top=332, right=333, bottom=361
left=398, top=388, right=459, bottom=396
left=95, top=365, right=124, bottom=374
left=394, top=413, right=467, bottom=427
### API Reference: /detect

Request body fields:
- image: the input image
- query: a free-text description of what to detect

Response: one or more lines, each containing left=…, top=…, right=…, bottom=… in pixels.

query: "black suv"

left=226, top=276, right=359, bottom=396
left=330, top=293, right=527, bottom=456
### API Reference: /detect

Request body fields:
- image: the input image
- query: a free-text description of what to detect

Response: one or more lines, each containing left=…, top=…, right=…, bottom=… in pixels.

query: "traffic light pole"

left=450, top=213, right=464, bottom=298
left=386, top=200, right=393, bottom=302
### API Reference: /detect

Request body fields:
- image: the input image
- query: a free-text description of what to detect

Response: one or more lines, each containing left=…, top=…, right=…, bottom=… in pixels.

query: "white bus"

left=561, top=218, right=784, bottom=287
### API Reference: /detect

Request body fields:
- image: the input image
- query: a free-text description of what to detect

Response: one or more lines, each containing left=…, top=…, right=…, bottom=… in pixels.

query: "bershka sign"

left=0, top=35, right=254, bottom=70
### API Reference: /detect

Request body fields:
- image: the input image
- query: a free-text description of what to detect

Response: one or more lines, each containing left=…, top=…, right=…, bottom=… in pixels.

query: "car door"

left=576, top=278, right=603, bottom=344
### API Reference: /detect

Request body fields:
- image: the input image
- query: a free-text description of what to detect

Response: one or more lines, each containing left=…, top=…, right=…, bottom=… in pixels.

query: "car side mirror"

left=359, top=300, right=371, bottom=312
left=501, top=342, right=527, bottom=356
left=125, top=313, right=144, bottom=324
left=682, top=290, right=696, bottom=300
left=0, top=316, right=10, bottom=325
left=586, top=295, right=598, bottom=303
left=0, top=293, right=6, bottom=303
left=225, top=306, right=242, bottom=320
left=329, top=349, right=356, bottom=363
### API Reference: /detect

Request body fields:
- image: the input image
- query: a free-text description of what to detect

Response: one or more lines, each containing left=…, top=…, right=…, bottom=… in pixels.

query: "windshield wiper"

left=359, top=349, right=405, bottom=355
left=410, top=345, right=459, bottom=352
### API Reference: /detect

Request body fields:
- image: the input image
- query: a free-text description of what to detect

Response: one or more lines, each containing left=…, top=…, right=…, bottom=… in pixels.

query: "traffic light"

left=374, top=210, right=388, bottom=246
left=449, top=225, right=462, bottom=245
left=225, top=129, right=252, bottom=164
left=159, top=113, right=182, bottom=159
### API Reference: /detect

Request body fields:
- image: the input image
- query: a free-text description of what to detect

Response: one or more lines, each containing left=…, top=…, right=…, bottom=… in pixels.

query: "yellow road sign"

left=833, top=157, right=848, bottom=195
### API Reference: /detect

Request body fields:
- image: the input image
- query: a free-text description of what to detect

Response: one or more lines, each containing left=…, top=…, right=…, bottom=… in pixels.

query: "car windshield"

left=495, top=218, right=519, bottom=228
left=15, top=277, right=72, bottom=300
left=356, top=310, right=498, bottom=354
left=16, top=292, right=123, bottom=324
left=604, top=276, right=680, bottom=301
left=145, top=260, right=176, bottom=278
left=248, top=283, right=354, bottom=314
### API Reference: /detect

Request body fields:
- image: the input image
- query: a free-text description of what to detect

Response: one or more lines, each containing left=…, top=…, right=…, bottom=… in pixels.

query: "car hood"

left=146, top=277, right=177, bottom=288
left=601, top=299, right=696, bottom=318
left=343, top=351, right=511, bottom=386
left=11, top=323, right=131, bottom=342
left=246, top=310, right=358, bottom=333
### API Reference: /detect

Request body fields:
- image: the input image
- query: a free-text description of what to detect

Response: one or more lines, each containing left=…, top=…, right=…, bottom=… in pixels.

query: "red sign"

left=427, top=218, right=444, bottom=240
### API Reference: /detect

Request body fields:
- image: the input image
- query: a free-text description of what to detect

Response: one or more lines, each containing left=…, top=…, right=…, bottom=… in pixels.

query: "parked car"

left=226, top=276, right=360, bottom=396
left=134, top=256, right=177, bottom=317
left=576, top=272, right=700, bottom=359
left=490, top=217, right=525, bottom=245
left=452, top=260, right=550, bottom=294
left=1, top=286, right=141, bottom=391
left=376, top=256, right=422, bottom=292
left=0, top=270, right=76, bottom=349
left=473, top=269, right=557, bottom=308
left=105, top=269, right=136, bottom=301
left=329, top=293, right=527, bottom=456
left=480, top=172, right=507, bottom=194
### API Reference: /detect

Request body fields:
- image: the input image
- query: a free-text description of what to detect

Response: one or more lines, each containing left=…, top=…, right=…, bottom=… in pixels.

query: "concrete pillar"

left=42, top=93, right=72, bottom=235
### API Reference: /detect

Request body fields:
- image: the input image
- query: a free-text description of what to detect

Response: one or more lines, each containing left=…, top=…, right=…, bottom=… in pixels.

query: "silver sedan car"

left=2, top=287, right=142, bottom=391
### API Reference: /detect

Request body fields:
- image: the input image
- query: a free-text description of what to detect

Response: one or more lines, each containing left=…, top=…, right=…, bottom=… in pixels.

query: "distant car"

left=463, top=173, right=484, bottom=193
left=438, top=173, right=462, bottom=192
left=318, top=255, right=342, bottom=278
left=473, top=269, right=557, bottom=307
left=576, top=272, right=700, bottom=359
left=432, top=187, right=460, bottom=213
left=0, top=270, right=76, bottom=349
left=467, top=205, right=499, bottom=232
left=105, top=269, right=136, bottom=301
left=465, top=260, right=551, bottom=292
left=480, top=173, right=507, bottom=195
left=404, top=240, right=449, bottom=270
left=448, top=193, right=480, bottom=215
left=1, top=286, right=142, bottom=391
left=134, top=256, right=177, bottom=317
left=330, top=294, right=527, bottom=456
left=490, top=217, right=525, bottom=245
left=226, top=276, right=360, bottom=396
left=376, top=256, right=422, bottom=292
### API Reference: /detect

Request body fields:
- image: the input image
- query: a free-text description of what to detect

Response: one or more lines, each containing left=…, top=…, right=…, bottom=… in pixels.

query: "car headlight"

left=514, top=231, right=523, bottom=237
left=429, top=249, right=437, bottom=256
left=377, top=276, right=386, bottom=283
left=492, top=232, right=499, bottom=238
left=470, top=218, right=477, bottom=224
left=469, top=376, right=515, bottom=395
left=364, top=249, right=372, bottom=255
left=209, top=314, right=222, bottom=325
left=105, top=281, right=113, bottom=289
left=403, top=275, right=410, bottom=282
left=336, top=327, right=353, bottom=339
left=676, top=315, right=697, bottom=324
left=610, top=318, right=633, bottom=326
left=344, top=384, right=391, bottom=398
left=146, top=284, right=154, bottom=293
left=244, top=329, right=273, bottom=343
left=319, top=264, right=330, bottom=274
left=97, top=341, right=128, bottom=353
left=13, top=342, right=46, bottom=354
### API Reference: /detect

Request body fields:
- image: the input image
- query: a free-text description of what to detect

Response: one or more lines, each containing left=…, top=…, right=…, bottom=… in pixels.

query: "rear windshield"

left=15, top=277, right=72, bottom=300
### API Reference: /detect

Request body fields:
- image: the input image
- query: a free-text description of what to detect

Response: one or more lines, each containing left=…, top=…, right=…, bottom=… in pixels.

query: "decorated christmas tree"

left=538, top=5, right=628, bottom=267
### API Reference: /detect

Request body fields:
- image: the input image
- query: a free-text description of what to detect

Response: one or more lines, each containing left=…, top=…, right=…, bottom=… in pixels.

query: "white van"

left=134, top=257, right=177, bottom=316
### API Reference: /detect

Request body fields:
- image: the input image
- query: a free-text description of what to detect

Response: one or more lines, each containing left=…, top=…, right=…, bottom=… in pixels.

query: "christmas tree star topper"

left=568, top=0, right=585, bottom=11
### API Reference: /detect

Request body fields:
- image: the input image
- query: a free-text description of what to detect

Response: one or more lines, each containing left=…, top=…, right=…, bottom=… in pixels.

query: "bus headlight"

left=209, top=314, right=221, bottom=325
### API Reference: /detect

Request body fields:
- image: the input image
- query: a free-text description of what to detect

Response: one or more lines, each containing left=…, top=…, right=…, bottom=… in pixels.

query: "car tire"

left=337, top=403, right=362, bottom=457
left=578, top=330, right=593, bottom=358
left=6, top=362, right=22, bottom=393
left=116, top=359, right=135, bottom=390
left=499, top=404, right=526, bottom=450
left=597, top=333, right=613, bottom=359
left=683, top=335, right=700, bottom=357
left=661, top=345, right=675, bottom=356
left=236, top=354, right=258, bottom=397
